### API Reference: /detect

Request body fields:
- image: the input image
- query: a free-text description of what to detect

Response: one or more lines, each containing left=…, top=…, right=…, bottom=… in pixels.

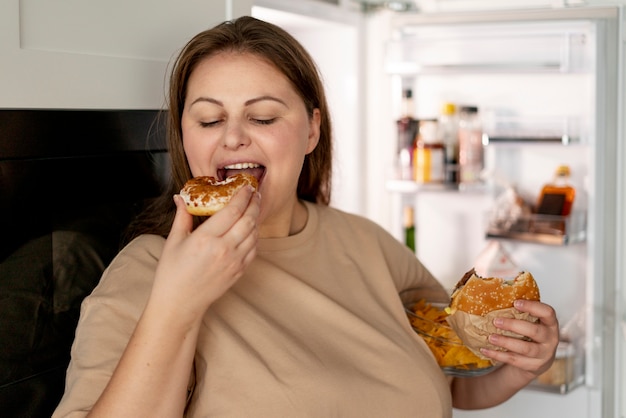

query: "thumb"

left=167, top=195, right=193, bottom=244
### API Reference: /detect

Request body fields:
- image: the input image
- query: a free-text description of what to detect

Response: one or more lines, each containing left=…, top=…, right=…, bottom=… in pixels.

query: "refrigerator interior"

left=253, top=2, right=623, bottom=417
left=383, top=8, right=623, bottom=417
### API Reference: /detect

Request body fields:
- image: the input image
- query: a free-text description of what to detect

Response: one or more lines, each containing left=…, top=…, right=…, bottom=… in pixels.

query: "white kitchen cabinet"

left=0, top=0, right=253, bottom=109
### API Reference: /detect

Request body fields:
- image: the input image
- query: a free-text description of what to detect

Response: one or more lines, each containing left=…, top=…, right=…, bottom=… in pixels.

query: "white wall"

left=0, top=0, right=253, bottom=109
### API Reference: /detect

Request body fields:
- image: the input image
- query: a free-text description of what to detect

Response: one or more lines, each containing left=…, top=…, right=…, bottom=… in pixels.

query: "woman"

left=54, top=16, right=559, bottom=417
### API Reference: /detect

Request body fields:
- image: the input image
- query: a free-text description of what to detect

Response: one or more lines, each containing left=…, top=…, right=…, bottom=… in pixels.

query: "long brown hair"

left=126, top=16, right=333, bottom=241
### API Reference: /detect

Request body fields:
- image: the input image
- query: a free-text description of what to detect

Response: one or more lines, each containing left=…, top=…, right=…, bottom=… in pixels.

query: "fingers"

left=200, top=185, right=259, bottom=237
left=480, top=300, right=560, bottom=375
left=491, top=300, right=559, bottom=343
left=514, top=299, right=559, bottom=328
left=167, top=195, right=194, bottom=245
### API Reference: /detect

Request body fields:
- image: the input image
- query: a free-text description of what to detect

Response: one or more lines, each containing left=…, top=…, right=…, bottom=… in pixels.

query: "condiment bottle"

left=437, top=102, right=459, bottom=185
left=458, top=106, right=484, bottom=186
left=413, top=119, right=445, bottom=183
left=537, top=165, right=576, bottom=216
left=403, top=205, right=416, bottom=253
left=396, top=89, right=418, bottom=180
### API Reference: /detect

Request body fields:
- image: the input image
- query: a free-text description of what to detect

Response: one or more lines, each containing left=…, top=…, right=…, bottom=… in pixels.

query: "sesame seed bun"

left=449, top=268, right=540, bottom=316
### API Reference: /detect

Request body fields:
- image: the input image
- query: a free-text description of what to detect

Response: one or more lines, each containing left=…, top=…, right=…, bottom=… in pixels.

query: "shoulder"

left=116, top=233, right=166, bottom=261
left=84, top=234, right=165, bottom=312
left=313, top=203, right=399, bottom=244
left=311, top=204, right=443, bottom=293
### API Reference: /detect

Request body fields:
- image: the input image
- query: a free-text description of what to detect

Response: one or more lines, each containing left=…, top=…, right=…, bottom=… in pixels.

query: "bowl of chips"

left=402, top=293, right=497, bottom=377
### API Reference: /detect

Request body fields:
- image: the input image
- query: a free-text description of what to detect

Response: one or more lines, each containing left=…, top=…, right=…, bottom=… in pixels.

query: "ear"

left=305, top=108, right=321, bottom=154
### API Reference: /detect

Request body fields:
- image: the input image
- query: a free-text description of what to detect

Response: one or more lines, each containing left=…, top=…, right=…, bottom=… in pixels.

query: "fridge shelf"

left=526, top=375, right=585, bottom=395
left=385, top=21, right=593, bottom=75
left=486, top=212, right=586, bottom=246
left=482, top=114, right=585, bottom=145
left=386, top=179, right=488, bottom=194
left=526, top=340, right=585, bottom=395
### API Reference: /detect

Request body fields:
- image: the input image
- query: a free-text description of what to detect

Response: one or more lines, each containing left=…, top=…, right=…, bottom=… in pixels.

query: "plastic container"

left=458, top=106, right=484, bottom=185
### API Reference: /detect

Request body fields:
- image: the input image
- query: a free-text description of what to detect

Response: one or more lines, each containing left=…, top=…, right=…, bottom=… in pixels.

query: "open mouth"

left=218, top=163, right=265, bottom=185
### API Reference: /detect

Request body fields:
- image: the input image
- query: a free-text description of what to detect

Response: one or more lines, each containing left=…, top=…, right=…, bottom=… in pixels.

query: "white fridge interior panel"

left=409, top=73, right=594, bottom=128
left=387, top=20, right=595, bottom=74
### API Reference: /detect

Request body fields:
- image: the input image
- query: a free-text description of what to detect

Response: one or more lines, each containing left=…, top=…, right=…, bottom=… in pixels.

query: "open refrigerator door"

left=380, top=6, right=623, bottom=417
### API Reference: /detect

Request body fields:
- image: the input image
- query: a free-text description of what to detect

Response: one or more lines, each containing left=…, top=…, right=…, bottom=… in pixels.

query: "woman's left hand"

left=451, top=300, right=560, bottom=409
left=480, top=299, right=560, bottom=380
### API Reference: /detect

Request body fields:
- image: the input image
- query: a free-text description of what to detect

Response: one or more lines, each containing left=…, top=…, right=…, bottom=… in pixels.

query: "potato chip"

left=406, top=299, right=492, bottom=369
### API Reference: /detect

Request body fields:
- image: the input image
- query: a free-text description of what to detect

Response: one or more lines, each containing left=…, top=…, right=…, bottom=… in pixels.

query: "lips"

left=218, top=162, right=265, bottom=184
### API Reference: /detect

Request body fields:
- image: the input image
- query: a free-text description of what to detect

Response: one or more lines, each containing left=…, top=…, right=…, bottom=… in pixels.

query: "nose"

left=222, top=121, right=250, bottom=150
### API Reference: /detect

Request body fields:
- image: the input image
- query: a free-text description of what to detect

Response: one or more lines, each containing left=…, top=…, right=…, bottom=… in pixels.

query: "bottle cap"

left=441, top=102, right=456, bottom=115
left=556, top=165, right=571, bottom=176
left=459, top=105, right=478, bottom=113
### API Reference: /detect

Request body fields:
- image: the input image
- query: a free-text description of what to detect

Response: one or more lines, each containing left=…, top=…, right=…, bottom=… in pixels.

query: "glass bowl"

left=403, top=297, right=497, bottom=377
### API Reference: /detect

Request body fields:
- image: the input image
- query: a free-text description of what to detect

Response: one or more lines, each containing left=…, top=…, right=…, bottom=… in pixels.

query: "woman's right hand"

left=150, top=185, right=261, bottom=324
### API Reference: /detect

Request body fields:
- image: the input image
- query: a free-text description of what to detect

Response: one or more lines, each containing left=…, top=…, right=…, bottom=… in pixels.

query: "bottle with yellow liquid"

left=413, top=119, right=444, bottom=184
left=536, top=165, right=576, bottom=216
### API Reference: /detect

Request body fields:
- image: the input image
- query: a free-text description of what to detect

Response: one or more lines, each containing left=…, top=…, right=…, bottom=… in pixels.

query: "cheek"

left=182, top=129, right=213, bottom=175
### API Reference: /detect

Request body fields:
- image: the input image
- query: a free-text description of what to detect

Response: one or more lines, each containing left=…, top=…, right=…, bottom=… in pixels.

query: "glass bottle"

left=438, top=102, right=459, bottom=185
left=404, top=205, right=416, bottom=253
left=537, top=165, right=576, bottom=216
left=413, top=119, right=444, bottom=184
left=458, top=106, right=484, bottom=186
left=396, top=89, right=418, bottom=180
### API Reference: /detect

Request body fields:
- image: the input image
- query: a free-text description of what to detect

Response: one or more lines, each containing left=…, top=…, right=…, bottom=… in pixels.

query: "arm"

left=450, top=299, right=559, bottom=410
left=85, top=187, right=260, bottom=417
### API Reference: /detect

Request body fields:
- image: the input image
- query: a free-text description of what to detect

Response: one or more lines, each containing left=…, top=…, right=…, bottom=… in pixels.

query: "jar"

left=413, top=119, right=445, bottom=184
left=458, top=106, right=484, bottom=185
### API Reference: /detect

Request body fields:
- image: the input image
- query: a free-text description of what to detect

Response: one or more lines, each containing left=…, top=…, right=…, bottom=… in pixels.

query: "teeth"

left=224, top=163, right=260, bottom=169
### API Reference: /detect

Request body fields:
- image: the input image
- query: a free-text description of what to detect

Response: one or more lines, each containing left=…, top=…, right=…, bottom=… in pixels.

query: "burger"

left=446, top=268, right=541, bottom=362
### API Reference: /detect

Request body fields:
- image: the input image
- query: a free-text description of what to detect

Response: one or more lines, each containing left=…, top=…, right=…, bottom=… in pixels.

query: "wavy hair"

left=126, top=16, right=333, bottom=240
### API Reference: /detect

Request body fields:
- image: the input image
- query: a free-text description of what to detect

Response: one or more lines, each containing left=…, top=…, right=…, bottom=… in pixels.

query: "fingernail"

left=493, top=317, right=504, bottom=327
left=514, top=299, right=523, bottom=309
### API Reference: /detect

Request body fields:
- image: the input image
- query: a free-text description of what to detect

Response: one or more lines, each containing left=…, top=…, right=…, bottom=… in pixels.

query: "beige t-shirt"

left=54, top=202, right=452, bottom=417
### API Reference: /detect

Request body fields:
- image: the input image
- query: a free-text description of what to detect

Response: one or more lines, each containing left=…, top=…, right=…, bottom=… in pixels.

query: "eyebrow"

left=190, top=95, right=288, bottom=108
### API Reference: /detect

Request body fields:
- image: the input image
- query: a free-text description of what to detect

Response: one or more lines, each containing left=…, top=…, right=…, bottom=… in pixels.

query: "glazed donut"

left=179, top=173, right=258, bottom=216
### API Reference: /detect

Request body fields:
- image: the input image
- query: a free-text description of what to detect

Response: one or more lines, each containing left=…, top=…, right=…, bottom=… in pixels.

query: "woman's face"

left=181, top=52, right=320, bottom=231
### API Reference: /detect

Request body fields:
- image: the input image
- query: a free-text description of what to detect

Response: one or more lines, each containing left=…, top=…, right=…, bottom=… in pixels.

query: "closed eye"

left=199, top=120, right=221, bottom=128
left=252, top=118, right=277, bottom=125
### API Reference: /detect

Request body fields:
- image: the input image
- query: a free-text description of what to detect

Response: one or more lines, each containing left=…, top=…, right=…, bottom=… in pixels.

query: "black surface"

left=0, top=109, right=169, bottom=417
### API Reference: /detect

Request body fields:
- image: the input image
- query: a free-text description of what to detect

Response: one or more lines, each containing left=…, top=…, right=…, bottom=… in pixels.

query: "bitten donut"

left=179, top=173, right=258, bottom=216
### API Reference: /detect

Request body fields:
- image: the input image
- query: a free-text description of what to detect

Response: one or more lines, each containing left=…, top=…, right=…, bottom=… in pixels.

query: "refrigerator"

left=253, top=1, right=624, bottom=417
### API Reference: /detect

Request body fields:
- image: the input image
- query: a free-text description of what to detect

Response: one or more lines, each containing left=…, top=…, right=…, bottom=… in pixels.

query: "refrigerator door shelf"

left=482, top=113, right=587, bottom=146
left=527, top=340, right=586, bottom=394
left=385, top=21, right=593, bottom=75
left=486, top=211, right=587, bottom=246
